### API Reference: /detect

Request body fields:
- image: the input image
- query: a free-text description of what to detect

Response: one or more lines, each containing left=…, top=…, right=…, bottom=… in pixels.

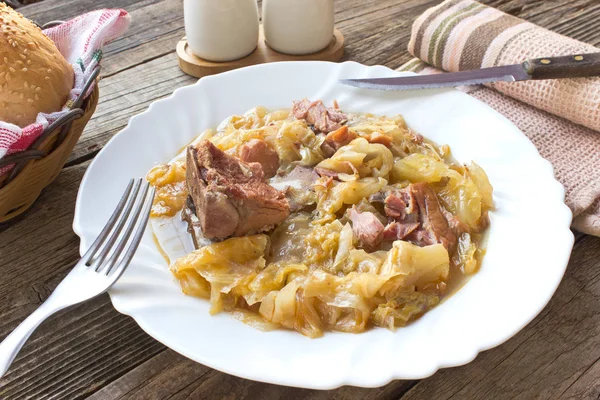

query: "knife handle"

left=523, top=53, right=600, bottom=80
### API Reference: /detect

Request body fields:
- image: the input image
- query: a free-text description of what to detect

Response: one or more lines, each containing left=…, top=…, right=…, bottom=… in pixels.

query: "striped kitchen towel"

left=399, top=0, right=600, bottom=236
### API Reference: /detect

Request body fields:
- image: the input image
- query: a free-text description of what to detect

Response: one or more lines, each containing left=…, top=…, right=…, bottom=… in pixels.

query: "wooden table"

left=1, top=0, right=599, bottom=398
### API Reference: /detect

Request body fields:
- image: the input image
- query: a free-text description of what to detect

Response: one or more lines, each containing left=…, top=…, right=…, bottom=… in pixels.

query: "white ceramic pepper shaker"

left=262, top=0, right=335, bottom=55
left=184, top=0, right=260, bottom=62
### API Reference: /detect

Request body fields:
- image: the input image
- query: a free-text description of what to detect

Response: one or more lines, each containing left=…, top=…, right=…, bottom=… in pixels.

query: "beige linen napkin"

left=398, top=0, right=600, bottom=236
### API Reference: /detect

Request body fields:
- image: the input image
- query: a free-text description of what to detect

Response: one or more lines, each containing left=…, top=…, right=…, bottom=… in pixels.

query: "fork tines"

left=82, top=178, right=155, bottom=276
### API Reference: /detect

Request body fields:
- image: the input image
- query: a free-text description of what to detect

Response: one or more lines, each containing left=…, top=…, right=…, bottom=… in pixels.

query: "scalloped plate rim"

left=73, top=60, right=574, bottom=390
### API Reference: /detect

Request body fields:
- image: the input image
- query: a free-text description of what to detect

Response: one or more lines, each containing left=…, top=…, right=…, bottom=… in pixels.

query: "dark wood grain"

left=20, top=0, right=600, bottom=167
left=525, top=53, right=600, bottom=80
left=401, top=234, right=600, bottom=400
left=58, top=234, right=600, bottom=400
left=0, top=162, right=166, bottom=399
left=3, top=1, right=22, bottom=9
left=86, top=350, right=416, bottom=400
left=0, top=0, right=599, bottom=399
left=28, top=0, right=441, bottom=164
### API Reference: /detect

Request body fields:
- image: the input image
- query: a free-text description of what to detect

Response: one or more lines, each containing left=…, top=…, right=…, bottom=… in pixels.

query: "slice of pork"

left=320, top=126, right=358, bottom=158
left=384, top=188, right=417, bottom=221
left=348, top=206, right=384, bottom=251
left=292, top=99, right=347, bottom=134
left=270, top=165, right=319, bottom=192
left=382, top=221, right=420, bottom=242
left=270, top=166, right=320, bottom=212
left=239, top=139, right=280, bottom=178
left=186, top=140, right=290, bottom=240
left=409, top=182, right=457, bottom=251
left=376, top=183, right=457, bottom=251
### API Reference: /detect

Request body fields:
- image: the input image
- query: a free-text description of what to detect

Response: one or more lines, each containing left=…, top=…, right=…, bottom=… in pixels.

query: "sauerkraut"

left=148, top=101, right=493, bottom=338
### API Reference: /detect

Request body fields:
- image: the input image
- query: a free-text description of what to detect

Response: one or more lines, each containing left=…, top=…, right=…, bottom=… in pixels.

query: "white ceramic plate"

left=74, top=61, right=573, bottom=389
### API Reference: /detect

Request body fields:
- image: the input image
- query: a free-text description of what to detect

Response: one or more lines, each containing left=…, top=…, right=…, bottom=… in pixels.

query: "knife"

left=339, top=53, right=600, bottom=90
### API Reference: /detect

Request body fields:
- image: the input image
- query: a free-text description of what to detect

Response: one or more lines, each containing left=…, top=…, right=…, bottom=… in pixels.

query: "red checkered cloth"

left=0, top=9, right=131, bottom=175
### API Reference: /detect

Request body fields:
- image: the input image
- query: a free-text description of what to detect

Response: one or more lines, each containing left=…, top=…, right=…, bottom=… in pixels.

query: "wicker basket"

left=0, top=82, right=99, bottom=222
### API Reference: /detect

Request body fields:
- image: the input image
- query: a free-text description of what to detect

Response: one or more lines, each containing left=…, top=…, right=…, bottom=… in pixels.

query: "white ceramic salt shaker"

left=262, top=0, right=335, bottom=55
left=184, top=0, right=260, bottom=62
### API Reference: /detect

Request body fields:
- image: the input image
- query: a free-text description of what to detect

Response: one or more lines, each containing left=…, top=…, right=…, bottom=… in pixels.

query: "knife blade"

left=339, top=53, right=600, bottom=90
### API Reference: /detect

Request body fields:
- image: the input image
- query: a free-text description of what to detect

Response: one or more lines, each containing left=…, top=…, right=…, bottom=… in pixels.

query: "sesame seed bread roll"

left=0, top=4, right=74, bottom=127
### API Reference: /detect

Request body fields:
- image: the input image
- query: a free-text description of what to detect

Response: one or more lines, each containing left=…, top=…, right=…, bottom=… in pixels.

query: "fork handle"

left=0, top=295, right=67, bottom=378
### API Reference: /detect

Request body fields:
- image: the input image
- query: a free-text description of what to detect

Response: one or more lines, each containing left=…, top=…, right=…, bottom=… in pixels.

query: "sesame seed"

left=19, top=54, right=25, bottom=59
left=35, top=87, right=41, bottom=92
left=26, top=60, right=31, bottom=65
left=46, top=68, right=51, bottom=73
left=23, top=81, right=27, bottom=88
left=9, top=67, right=15, bottom=73
left=45, top=76, right=50, bottom=80
left=27, top=98, right=34, bottom=103
left=19, top=93, right=23, bottom=99
left=22, top=67, right=27, bottom=72
left=35, top=94, right=39, bottom=100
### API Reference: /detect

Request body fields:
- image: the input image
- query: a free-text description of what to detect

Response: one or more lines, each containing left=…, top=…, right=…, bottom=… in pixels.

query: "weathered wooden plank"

left=4, top=1, right=22, bottom=9
left=85, top=350, right=188, bottom=400
left=70, top=233, right=600, bottom=400
left=400, top=234, right=600, bottom=400
left=66, top=53, right=196, bottom=164
left=25, top=0, right=600, bottom=167
left=2, top=1, right=440, bottom=398
left=0, top=161, right=84, bottom=297
left=22, top=0, right=437, bottom=87
left=487, top=0, right=600, bottom=44
left=20, top=0, right=175, bottom=78
left=84, top=0, right=185, bottom=78
left=87, top=348, right=416, bottom=400
left=58, top=0, right=440, bottom=161
left=20, top=0, right=161, bottom=22
left=1, top=0, right=599, bottom=399
left=560, top=360, right=600, bottom=399
left=0, top=162, right=166, bottom=400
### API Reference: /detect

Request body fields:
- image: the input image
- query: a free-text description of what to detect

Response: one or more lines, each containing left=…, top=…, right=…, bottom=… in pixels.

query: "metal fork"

left=0, top=178, right=155, bottom=378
